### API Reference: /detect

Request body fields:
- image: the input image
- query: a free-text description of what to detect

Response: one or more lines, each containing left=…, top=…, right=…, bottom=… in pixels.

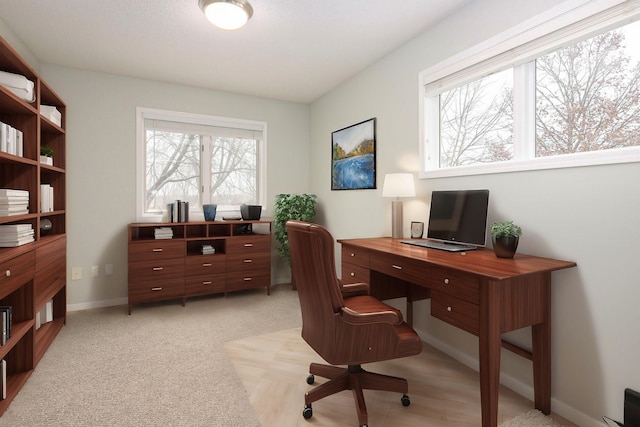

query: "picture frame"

left=411, top=221, right=424, bottom=239
left=331, top=118, right=376, bottom=190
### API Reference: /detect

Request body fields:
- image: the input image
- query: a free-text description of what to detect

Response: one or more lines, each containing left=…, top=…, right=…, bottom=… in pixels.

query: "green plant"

left=490, top=220, right=522, bottom=238
left=274, top=193, right=317, bottom=264
left=40, top=145, right=54, bottom=157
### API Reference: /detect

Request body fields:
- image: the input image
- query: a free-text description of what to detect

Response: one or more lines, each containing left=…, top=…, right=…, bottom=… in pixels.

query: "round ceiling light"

left=199, top=0, right=253, bottom=30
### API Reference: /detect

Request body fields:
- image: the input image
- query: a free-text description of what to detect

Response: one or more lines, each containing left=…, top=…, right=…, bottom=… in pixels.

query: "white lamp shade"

left=382, top=173, right=416, bottom=198
left=200, top=0, right=253, bottom=30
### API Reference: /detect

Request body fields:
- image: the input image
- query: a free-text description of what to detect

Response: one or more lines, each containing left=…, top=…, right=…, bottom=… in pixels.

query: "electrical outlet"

left=91, top=266, right=99, bottom=277
left=71, top=267, right=82, bottom=280
left=105, top=264, right=113, bottom=275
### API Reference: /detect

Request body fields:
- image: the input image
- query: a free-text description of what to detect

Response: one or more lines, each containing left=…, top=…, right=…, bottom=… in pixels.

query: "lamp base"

left=391, top=200, right=403, bottom=239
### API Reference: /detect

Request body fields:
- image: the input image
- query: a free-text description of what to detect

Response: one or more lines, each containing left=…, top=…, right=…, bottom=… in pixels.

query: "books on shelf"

left=154, top=227, right=173, bottom=239
left=36, top=300, right=54, bottom=330
left=1, top=359, right=5, bottom=400
left=201, top=244, right=215, bottom=255
left=40, top=184, right=54, bottom=212
left=0, top=306, right=12, bottom=346
left=0, top=188, right=29, bottom=216
left=0, top=122, right=24, bottom=157
left=167, top=200, right=189, bottom=223
left=0, top=223, right=35, bottom=247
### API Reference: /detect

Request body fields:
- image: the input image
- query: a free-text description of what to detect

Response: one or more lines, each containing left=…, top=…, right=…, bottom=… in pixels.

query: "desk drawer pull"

left=5, top=270, right=9, bottom=277
left=203, top=281, right=212, bottom=285
left=444, top=278, right=450, bottom=285
left=447, top=306, right=452, bottom=312
left=203, top=263, right=212, bottom=267
left=151, top=287, right=163, bottom=291
left=244, top=259, right=253, bottom=263
left=392, top=264, right=403, bottom=270
left=152, top=248, right=163, bottom=252
left=244, top=277, right=252, bottom=281
left=350, top=272, right=355, bottom=277
left=152, top=267, right=163, bottom=271
left=350, top=253, right=355, bottom=257
left=244, top=243, right=253, bottom=247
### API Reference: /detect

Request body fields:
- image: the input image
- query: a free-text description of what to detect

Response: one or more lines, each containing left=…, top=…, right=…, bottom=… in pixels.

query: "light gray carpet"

left=0, top=285, right=301, bottom=427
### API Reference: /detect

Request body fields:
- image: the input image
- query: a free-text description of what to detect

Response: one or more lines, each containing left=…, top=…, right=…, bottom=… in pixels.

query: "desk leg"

left=532, top=277, right=552, bottom=414
left=479, top=282, right=501, bottom=427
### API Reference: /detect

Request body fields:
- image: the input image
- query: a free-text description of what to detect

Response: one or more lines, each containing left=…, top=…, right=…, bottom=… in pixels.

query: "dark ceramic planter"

left=492, top=236, right=519, bottom=258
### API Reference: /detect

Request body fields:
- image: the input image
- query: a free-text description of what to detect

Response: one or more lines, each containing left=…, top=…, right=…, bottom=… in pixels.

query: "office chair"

left=286, top=220, right=423, bottom=427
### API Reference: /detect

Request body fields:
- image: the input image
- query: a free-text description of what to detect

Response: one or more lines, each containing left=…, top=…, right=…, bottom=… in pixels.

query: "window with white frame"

left=136, top=108, right=267, bottom=220
left=420, top=0, right=640, bottom=178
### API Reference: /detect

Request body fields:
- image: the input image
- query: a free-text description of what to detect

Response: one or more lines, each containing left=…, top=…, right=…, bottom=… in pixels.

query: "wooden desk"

left=339, top=237, right=576, bottom=427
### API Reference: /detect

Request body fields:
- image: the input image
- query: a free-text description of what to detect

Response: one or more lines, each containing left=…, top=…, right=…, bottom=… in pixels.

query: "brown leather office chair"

left=286, top=220, right=423, bottom=427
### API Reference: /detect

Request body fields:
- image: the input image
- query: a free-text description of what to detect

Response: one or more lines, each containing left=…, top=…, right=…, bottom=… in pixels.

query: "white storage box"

left=40, top=105, right=62, bottom=127
left=0, top=70, right=35, bottom=103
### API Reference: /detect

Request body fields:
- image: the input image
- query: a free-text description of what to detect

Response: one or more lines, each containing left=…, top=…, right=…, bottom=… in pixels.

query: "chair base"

left=304, top=362, right=409, bottom=426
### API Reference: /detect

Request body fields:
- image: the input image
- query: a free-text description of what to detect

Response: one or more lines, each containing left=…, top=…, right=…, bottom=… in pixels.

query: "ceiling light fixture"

left=199, top=0, right=253, bottom=31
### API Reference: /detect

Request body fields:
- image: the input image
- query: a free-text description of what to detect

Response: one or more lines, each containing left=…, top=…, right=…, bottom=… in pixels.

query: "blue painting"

left=331, top=118, right=376, bottom=190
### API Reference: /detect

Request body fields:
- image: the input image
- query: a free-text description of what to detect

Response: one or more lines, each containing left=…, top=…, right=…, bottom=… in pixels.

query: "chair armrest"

left=340, top=296, right=402, bottom=325
left=340, top=282, right=370, bottom=298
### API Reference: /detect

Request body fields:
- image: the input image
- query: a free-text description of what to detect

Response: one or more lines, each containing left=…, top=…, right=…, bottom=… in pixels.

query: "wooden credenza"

left=339, top=237, right=576, bottom=427
left=127, top=220, right=271, bottom=314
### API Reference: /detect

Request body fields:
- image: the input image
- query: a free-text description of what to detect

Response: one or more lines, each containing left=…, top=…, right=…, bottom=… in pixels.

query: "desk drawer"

left=0, top=250, right=35, bottom=295
left=226, top=253, right=270, bottom=272
left=226, top=236, right=271, bottom=253
left=185, top=255, right=225, bottom=276
left=341, top=245, right=370, bottom=268
left=128, top=258, right=185, bottom=282
left=227, top=271, right=270, bottom=291
left=369, top=252, right=430, bottom=287
left=129, top=240, right=185, bottom=262
left=431, top=290, right=479, bottom=336
left=185, top=274, right=226, bottom=295
left=128, top=279, right=184, bottom=302
left=341, top=262, right=370, bottom=285
left=429, top=268, right=480, bottom=304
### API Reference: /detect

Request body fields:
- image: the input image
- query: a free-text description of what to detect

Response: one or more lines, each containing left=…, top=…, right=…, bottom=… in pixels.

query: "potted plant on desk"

left=490, top=220, right=522, bottom=258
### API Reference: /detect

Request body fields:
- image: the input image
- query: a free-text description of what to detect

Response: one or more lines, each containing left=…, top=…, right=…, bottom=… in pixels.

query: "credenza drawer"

left=341, top=262, right=370, bottom=285
left=227, top=271, right=270, bottom=291
left=128, top=240, right=185, bottom=262
left=185, top=255, right=225, bottom=276
left=369, top=252, right=430, bottom=287
left=226, top=236, right=271, bottom=253
left=431, top=290, right=479, bottom=336
left=0, top=250, right=35, bottom=295
left=341, top=245, right=370, bottom=268
left=185, top=274, right=226, bottom=295
left=226, top=253, right=270, bottom=272
left=128, top=279, right=185, bottom=302
left=128, top=258, right=185, bottom=282
left=429, top=268, right=480, bottom=304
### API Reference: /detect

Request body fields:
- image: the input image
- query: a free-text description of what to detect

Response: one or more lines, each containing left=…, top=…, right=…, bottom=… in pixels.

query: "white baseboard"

left=67, top=297, right=127, bottom=312
left=416, top=328, right=604, bottom=427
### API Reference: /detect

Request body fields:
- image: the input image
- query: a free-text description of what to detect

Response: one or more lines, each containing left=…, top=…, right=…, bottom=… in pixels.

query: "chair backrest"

left=286, top=220, right=345, bottom=354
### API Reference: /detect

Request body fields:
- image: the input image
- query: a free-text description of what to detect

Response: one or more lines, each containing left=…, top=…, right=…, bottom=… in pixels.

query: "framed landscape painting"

left=331, top=118, right=376, bottom=190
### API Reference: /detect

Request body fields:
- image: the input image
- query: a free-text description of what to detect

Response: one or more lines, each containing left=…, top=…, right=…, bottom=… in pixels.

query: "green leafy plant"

left=274, top=193, right=317, bottom=264
left=490, top=220, right=522, bottom=238
left=40, top=145, right=54, bottom=157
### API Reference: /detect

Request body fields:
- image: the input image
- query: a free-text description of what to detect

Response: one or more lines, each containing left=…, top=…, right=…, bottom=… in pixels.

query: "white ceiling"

left=0, top=0, right=472, bottom=103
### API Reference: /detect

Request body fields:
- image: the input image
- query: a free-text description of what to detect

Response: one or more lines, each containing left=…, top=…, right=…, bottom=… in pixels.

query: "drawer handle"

left=392, top=264, right=402, bottom=270
left=151, top=287, right=163, bottom=291
left=244, top=277, right=252, bottom=281
left=152, top=248, right=163, bottom=252
left=350, top=253, right=355, bottom=257
left=244, top=259, right=253, bottom=263
left=203, top=263, right=212, bottom=267
left=444, top=278, right=450, bottom=285
left=203, top=281, right=212, bottom=285
left=447, top=306, right=452, bottom=312
left=244, top=243, right=253, bottom=247
left=152, top=267, right=163, bottom=271
left=4, top=270, right=9, bottom=277
left=350, top=272, right=355, bottom=277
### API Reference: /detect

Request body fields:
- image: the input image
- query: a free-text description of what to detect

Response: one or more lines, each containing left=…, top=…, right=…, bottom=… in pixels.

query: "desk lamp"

left=382, top=173, right=416, bottom=238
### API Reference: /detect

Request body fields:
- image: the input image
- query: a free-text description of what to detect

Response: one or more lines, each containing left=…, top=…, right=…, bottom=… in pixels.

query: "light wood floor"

left=225, top=328, right=578, bottom=427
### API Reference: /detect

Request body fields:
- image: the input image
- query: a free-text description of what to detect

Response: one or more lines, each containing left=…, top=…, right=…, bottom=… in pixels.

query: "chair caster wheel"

left=302, top=404, right=313, bottom=419
left=306, top=374, right=315, bottom=385
left=401, top=394, right=411, bottom=407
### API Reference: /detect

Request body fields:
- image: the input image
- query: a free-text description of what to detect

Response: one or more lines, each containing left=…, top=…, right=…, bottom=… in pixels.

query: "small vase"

left=202, top=204, right=217, bottom=221
left=492, top=236, right=519, bottom=258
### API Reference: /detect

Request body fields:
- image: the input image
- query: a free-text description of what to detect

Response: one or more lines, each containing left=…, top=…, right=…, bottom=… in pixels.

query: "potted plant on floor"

left=490, top=220, right=522, bottom=258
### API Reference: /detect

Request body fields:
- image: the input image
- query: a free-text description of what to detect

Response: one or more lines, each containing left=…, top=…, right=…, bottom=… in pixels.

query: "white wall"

left=38, top=65, right=310, bottom=308
left=309, top=0, right=639, bottom=426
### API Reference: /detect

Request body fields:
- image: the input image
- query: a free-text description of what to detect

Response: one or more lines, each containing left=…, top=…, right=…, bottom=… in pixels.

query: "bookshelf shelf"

left=0, top=34, right=66, bottom=415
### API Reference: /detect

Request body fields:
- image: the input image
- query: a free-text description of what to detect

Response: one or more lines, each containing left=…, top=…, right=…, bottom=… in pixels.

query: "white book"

left=16, top=129, right=23, bottom=157
left=0, top=223, right=32, bottom=231
left=0, top=189, right=28, bottom=197
left=1, top=359, right=6, bottom=400
left=0, top=123, right=6, bottom=153
left=45, top=300, right=54, bottom=322
left=7, top=126, right=15, bottom=156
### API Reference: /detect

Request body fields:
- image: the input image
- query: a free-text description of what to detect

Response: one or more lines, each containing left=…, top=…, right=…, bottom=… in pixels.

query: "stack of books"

left=154, top=227, right=173, bottom=239
left=0, top=306, right=11, bottom=346
left=0, top=121, right=24, bottom=157
left=0, top=189, right=29, bottom=216
left=201, top=244, right=215, bottom=255
left=0, top=223, right=34, bottom=247
left=40, top=184, right=54, bottom=212
left=167, top=200, right=189, bottom=223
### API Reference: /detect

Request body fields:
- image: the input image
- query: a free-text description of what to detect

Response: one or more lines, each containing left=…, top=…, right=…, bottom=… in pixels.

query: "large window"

left=420, top=0, right=640, bottom=178
left=136, top=108, right=266, bottom=220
